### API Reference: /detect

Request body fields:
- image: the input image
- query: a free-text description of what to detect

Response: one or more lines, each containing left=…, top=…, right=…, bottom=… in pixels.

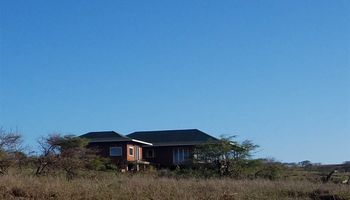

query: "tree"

left=0, top=128, right=22, bottom=152
left=299, top=160, right=313, bottom=168
left=193, top=136, right=259, bottom=177
left=55, top=135, right=91, bottom=180
left=34, top=134, right=101, bottom=179
left=35, top=134, right=61, bottom=175
left=0, top=128, right=23, bottom=175
left=194, top=136, right=258, bottom=161
left=252, top=159, right=285, bottom=180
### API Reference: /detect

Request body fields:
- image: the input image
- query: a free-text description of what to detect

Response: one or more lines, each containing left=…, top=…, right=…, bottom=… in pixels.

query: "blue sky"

left=0, top=0, right=349, bottom=164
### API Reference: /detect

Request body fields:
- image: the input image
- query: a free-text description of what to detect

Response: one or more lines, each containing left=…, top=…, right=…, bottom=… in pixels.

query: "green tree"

left=253, top=159, right=285, bottom=180
left=55, top=135, right=91, bottom=179
left=193, top=136, right=259, bottom=177
left=35, top=134, right=104, bottom=179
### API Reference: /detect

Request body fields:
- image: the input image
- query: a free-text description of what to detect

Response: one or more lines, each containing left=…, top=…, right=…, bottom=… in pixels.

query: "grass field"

left=1, top=171, right=349, bottom=200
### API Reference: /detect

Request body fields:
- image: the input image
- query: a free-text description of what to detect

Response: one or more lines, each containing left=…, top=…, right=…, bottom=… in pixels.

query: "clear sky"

left=0, top=0, right=349, bottom=164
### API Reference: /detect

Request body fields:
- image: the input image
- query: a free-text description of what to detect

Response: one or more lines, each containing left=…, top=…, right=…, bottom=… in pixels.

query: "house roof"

left=80, top=131, right=152, bottom=145
left=127, top=129, right=218, bottom=146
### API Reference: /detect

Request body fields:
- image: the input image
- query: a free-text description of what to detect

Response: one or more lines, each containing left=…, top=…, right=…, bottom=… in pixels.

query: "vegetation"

left=1, top=170, right=350, bottom=200
left=0, top=129, right=349, bottom=199
left=192, top=136, right=285, bottom=180
left=34, top=134, right=104, bottom=179
left=0, top=128, right=23, bottom=175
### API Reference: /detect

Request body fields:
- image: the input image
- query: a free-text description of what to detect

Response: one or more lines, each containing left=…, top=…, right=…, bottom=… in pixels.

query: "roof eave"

left=131, top=139, right=153, bottom=146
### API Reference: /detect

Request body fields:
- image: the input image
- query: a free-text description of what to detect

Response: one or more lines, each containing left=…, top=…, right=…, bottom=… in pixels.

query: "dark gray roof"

left=127, top=129, right=218, bottom=146
left=80, top=131, right=127, bottom=139
left=80, top=131, right=152, bottom=145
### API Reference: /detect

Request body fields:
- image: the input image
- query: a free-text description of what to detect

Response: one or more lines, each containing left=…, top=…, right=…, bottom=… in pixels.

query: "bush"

left=0, top=151, right=13, bottom=175
left=86, top=157, right=111, bottom=171
left=105, top=163, right=119, bottom=171
left=253, top=160, right=284, bottom=180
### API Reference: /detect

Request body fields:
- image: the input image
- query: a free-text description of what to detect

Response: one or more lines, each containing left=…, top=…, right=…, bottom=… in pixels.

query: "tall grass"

left=0, top=171, right=349, bottom=200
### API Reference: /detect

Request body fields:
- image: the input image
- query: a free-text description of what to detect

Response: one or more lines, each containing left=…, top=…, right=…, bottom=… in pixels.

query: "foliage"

left=299, top=160, right=312, bottom=167
left=0, top=128, right=22, bottom=152
left=56, top=135, right=90, bottom=179
left=0, top=128, right=23, bottom=175
left=34, top=134, right=103, bottom=179
left=0, top=151, right=13, bottom=175
left=253, top=159, right=285, bottom=180
left=85, top=157, right=112, bottom=171
left=34, top=134, right=61, bottom=175
left=193, top=136, right=259, bottom=178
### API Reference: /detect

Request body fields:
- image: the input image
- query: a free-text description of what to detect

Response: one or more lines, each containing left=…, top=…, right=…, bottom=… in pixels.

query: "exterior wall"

left=88, top=142, right=196, bottom=169
left=142, top=145, right=195, bottom=167
left=126, top=144, right=134, bottom=161
left=88, top=141, right=144, bottom=169
left=126, top=144, right=143, bottom=161
left=139, top=147, right=143, bottom=160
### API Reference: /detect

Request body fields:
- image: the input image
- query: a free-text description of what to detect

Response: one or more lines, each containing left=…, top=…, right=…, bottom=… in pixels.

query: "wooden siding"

left=88, top=141, right=144, bottom=168
left=126, top=144, right=143, bottom=161
left=142, top=145, right=194, bottom=167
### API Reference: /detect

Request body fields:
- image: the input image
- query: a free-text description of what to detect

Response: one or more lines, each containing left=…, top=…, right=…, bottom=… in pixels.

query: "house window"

left=173, top=148, right=190, bottom=164
left=146, top=149, right=155, bottom=158
left=129, top=147, right=134, bottom=156
left=110, top=147, right=122, bottom=156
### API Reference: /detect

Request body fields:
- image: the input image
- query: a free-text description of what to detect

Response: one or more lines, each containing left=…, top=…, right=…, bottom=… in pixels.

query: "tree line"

left=0, top=128, right=111, bottom=180
left=1, top=128, right=287, bottom=180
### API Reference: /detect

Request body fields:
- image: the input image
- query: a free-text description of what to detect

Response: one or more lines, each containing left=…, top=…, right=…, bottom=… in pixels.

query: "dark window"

left=110, top=147, right=122, bottom=156
left=129, top=147, right=134, bottom=156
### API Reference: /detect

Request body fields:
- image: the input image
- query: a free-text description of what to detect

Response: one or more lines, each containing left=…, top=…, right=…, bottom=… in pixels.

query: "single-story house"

left=80, top=129, right=218, bottom=170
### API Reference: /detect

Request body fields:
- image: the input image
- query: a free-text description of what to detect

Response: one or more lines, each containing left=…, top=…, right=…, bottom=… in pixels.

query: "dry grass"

left=0, top=171, right=349, bottom=200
